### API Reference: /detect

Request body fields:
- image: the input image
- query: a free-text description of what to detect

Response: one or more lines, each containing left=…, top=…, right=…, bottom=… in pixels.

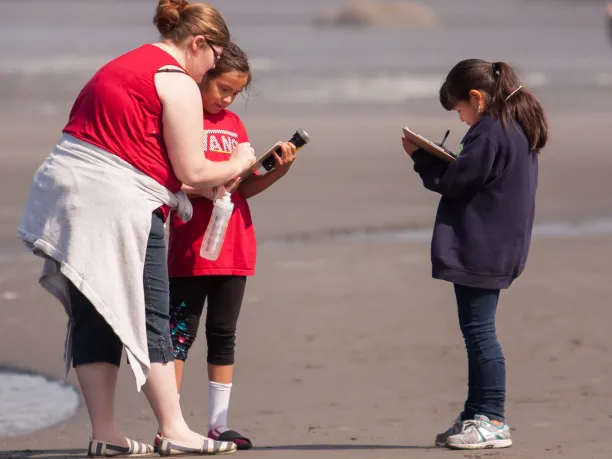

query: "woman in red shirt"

left=165, top=43, right=297, bottom=450
left=18, top=0, right=256, bottom=456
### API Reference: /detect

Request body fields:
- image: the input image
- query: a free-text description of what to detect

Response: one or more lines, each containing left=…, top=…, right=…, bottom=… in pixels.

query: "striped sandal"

left=157, top=437, right=237, bottom=456
left=88, top=439, right=155, bottom=457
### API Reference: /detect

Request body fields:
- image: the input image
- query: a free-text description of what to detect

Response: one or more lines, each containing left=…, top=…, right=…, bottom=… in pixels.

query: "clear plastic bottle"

left=200, top=192, right=234, bottom=261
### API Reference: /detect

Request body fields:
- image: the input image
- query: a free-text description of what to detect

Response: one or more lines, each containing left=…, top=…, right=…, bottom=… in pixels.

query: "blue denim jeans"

left=70, top=211, right=173, bottom=366
left=454, top=284, right=505, bottom=423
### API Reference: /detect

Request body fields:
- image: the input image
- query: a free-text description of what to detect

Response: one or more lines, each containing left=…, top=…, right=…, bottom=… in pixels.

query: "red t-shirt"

left=63, top=44, right=184, bottom=192
left=167, top=110, right=257, bottom=277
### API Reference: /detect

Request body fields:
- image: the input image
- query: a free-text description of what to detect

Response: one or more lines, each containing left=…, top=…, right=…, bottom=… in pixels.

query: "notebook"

left=402, top=127, right=456, bottom=163
left=235, top=141, right=282, bottom=180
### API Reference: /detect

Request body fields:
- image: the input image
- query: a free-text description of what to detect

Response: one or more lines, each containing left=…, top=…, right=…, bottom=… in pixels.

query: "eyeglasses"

left=206, top=39, right=222, bottom=62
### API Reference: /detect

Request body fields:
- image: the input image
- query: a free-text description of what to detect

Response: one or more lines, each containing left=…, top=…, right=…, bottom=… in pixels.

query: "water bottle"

left=200, top=192, right=234, bottom=260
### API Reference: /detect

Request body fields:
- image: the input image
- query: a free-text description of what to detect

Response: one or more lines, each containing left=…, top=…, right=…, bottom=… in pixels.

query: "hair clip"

left=505, top=85, right=524, bottom=102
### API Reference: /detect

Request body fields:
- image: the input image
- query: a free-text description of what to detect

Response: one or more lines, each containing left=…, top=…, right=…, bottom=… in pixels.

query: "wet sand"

left=1, top=86, right=612, bottom=458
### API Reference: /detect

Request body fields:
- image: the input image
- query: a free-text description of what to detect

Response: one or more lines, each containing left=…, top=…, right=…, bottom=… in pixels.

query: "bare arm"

left=182, top=184, right=211, bottom=199
left=183, top=185, right=200, bottom=198
left=155, top=70, right=255, bottom=188
left=239, top=168, right=284, bottom=199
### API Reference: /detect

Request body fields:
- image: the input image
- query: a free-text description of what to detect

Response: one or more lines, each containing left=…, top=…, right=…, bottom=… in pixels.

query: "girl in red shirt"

left=165, top=43, right=297, bottom=450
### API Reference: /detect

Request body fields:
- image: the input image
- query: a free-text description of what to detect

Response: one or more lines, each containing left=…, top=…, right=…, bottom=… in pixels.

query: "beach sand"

left=1, top=81, right=612, bottom=458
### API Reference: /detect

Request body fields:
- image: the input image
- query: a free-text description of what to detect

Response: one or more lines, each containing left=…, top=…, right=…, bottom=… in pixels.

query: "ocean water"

left=0, top=0, right=611, bottom=107
left=0, top=368, right=80, bottom=438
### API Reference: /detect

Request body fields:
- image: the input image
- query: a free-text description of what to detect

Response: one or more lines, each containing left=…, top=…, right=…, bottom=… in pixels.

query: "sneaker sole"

left=159, top=451, right=236, bottom=456
left=88, top=454, right=157, bottom=458
left=447, top=439, right=512, bottom=450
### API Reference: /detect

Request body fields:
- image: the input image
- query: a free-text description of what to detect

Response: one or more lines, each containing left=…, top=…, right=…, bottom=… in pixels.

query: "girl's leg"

left=454, top=284, right=505, bottom=423
left=168, top=276, right=210, bottom=392
left=208, top=364, right=233, bottom=384
left=205, top=276, right=247, bottom=436
left=69, top=281, right=125, bottom=445
left=174, top=359, right=185, bottom=391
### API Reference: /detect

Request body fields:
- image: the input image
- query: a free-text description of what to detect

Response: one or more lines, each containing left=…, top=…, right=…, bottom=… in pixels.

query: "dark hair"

left=439, top=59, right=548, bottom=152
left=204, top=42, right=252, bottom=94
left=154, top=0, right=230, bottom=48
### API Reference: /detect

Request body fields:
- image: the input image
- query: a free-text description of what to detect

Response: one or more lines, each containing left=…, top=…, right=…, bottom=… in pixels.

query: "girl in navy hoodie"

left=402, top=59, right=548, bottom=450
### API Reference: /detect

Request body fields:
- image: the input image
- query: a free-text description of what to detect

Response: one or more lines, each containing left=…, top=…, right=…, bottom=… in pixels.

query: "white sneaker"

left=446, top=414, right=512, bottom=450
left=434, top=416, right=463, bottom=447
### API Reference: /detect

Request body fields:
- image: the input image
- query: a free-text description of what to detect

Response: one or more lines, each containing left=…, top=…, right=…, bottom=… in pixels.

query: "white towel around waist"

left=17, top=134, right=192, bottom=391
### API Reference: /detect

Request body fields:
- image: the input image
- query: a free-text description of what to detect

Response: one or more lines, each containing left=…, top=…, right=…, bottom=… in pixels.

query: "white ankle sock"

left=209, top=381, right=232, bottom=432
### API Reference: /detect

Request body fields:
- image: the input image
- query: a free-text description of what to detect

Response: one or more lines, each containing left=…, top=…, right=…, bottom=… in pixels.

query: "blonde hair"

left=153, top=0, right=230, bottom=48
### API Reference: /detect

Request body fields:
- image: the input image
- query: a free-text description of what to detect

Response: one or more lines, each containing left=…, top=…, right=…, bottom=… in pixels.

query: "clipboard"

left=402, top=127, right=456, bottom=163
left=235, top=141, right=282, bottom=181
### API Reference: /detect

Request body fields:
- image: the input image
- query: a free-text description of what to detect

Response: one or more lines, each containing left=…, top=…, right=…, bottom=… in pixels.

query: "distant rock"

left=313, top=1, right=439, bottom=28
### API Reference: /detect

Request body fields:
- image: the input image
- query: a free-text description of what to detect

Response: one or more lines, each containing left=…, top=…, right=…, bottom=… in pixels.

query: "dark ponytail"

left=439, top=59, right=548, bottom=152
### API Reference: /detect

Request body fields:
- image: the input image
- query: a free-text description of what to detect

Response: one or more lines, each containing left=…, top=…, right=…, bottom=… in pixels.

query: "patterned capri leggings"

left=169, top=275, right=247, bottom=365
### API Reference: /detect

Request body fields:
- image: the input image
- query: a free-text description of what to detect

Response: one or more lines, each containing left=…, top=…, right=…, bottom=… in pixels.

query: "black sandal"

left=215, top=430, right=253, bottom=450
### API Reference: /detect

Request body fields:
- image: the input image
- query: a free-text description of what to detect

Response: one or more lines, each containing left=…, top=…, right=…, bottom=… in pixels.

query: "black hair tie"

left=491, top=62, right=500, bottom=78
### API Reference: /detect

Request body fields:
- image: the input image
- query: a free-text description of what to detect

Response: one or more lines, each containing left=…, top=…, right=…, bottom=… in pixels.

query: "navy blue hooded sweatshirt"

left=412, top=114, right=538, bottom=290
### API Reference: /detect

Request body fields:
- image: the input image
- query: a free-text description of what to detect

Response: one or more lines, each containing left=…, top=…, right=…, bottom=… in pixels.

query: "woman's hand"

left=224, top=176, right=242, bottom=194
left=402, top=136, right=418, bottom=157
left=271, top=141, right=297, bottom=176
left=198, top=176, right=242, bottom=201
left=229, top=142, right=257, bottom=174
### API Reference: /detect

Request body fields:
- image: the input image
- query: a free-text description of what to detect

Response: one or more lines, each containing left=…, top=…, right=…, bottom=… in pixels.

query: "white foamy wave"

left=0, top=369, right=80, bottom=438
left=523, top=72, right=550, bottom=87
left=0, top=55, right=113, bottom=76
left=266, top=74, right=445, bottom=104
left=0, top=55, right=274, bottom=76
left=594, top=73, right=612, bottom=87
left=248, top=58, right=274, bottom=72
left=263, top=72, right=554, bottom=104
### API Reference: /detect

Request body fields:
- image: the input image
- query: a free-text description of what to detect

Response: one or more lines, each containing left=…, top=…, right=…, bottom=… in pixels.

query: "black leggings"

left=169, top=276, right=247, bottom=366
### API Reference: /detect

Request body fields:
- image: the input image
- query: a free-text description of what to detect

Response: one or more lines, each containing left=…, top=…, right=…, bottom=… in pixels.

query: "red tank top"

left=63, top=44, right=185, bottom=192
left=167, top=110, right=257, bottom=277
